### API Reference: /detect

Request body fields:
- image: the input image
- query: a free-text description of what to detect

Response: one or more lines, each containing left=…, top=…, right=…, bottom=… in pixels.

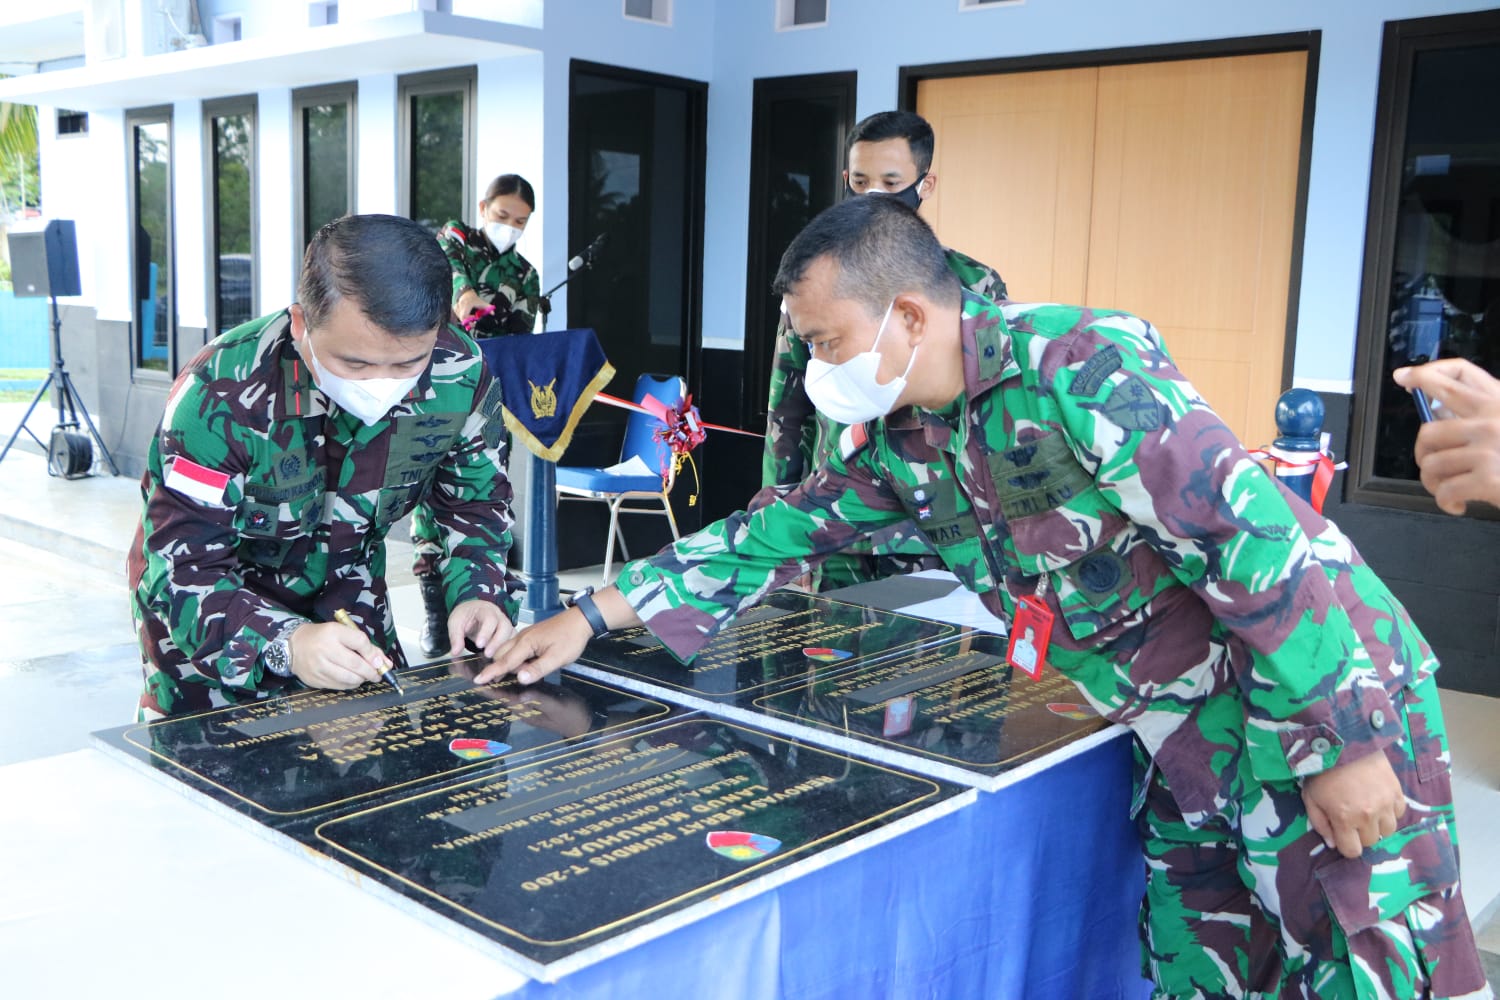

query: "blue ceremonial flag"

left=478, top=329, right=615, bottom=461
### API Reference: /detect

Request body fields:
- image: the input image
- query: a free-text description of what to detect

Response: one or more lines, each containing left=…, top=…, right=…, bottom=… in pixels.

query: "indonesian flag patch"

left=164, top=456, right=231, bottom=507
left=838, top=422, right=870, bottom=461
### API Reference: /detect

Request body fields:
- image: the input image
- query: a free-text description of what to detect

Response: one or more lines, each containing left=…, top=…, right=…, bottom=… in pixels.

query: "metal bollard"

left=1266, top=388, right=1326, bottom=509
left=518, top=451, right=563, bottom=625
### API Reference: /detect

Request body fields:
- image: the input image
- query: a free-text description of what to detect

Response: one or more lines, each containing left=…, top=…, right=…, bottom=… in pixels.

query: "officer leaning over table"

left=128, top=213, right=521, bottom=720
left=477, top=195, right=1492, bottom=1000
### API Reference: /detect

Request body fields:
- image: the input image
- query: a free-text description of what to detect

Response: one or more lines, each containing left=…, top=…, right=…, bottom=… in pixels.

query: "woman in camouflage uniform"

left=441, top=173, right=542, bottom=337
left=413, top=174, right=541, bottom=655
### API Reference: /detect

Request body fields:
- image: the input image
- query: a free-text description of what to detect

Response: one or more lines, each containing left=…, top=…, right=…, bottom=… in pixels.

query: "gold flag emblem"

left=530, top=378, right=558, bottom=419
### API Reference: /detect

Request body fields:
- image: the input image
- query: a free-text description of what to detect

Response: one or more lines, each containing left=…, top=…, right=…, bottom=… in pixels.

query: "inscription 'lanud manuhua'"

left=313, top=717, right=960, bottom=959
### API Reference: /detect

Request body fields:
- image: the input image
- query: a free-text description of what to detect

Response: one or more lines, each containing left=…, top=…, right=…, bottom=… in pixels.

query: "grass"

left=0, top=368, right=47, bottom=402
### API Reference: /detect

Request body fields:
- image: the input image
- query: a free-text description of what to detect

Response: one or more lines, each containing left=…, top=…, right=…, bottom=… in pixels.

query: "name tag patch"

left=892, top=480, right=976, bottom=547
left=988, top=432, right=1093, bottom=520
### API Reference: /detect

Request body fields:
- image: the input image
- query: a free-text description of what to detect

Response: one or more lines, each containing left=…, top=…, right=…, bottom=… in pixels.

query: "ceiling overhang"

left=0, top=12, right=540, bottom=111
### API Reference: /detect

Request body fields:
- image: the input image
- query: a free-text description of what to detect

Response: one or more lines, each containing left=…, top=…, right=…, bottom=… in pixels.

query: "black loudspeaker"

left=7, top=220, right=81, bottom=299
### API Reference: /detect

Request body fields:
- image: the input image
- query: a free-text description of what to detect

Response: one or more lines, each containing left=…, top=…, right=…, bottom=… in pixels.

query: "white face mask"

left=303, top=334, right=421, bottom=427
left=803, top=299, right=917, bottom=425
left=483, top=220, right=522, bottom=254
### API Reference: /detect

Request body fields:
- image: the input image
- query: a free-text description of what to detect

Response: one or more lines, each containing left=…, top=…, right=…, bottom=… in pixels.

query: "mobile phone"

left=1408, top=354, right=1435, bottom=422
left=1412, top=387, right=1435, bottom=423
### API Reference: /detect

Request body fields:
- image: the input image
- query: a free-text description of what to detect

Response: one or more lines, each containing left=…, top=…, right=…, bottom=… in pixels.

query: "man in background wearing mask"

left=480, top=197, right=1491, bottom=1000
left=128, top=213, right=522, bottom=719
left=758, top=109, right=1007, bottom=590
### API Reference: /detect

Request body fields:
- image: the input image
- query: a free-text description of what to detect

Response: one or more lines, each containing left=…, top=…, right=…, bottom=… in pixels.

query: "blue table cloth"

left=503, top=729, right=1153, bottom=1000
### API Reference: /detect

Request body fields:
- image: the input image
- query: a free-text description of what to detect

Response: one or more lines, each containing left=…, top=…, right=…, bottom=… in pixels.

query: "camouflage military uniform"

left=436, top=219, right=540, bottom=337
left=759, top=246, right=1005, bottom=590
left=411, top=220, right=542, bottom=579
left=128, top=310, right=521, bottom=719
left=620, top=292, right=1492, bottom=999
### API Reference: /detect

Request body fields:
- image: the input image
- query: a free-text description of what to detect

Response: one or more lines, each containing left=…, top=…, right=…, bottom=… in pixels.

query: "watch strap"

left=261, top=620, right=306, bottom=678
left=572, top=591, right=610, bottom=639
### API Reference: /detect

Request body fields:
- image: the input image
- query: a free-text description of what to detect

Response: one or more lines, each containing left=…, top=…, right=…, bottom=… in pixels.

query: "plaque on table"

left=750, top=632, right=1114, bottom=790
left=92, top=660, right=973, bottom=982
left=569, top=590, right=955, bottom=704
left=312, top=715, right=971, bottom=979
left=95, top=663, right=674, bottom=819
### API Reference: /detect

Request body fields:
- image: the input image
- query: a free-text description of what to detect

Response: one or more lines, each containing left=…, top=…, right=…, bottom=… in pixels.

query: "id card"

left=1006, top=594, right=1055, bottom=679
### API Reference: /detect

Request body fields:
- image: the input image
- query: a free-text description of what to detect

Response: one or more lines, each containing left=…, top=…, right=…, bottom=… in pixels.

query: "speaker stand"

left=0, top=294, right=119, bottom=476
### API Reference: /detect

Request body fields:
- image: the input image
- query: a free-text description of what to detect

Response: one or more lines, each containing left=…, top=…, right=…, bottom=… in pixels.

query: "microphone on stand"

left=566, top=232, right=608, bottom=272
left=539, top=233, right=608, bottom=332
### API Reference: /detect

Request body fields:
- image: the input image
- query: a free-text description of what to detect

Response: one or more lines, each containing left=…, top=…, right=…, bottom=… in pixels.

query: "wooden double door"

left=917, top=50, right=1308, bottom=448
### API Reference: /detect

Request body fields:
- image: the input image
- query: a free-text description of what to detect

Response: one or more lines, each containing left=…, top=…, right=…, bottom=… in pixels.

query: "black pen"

left=334, top=608, right=405, bottom=695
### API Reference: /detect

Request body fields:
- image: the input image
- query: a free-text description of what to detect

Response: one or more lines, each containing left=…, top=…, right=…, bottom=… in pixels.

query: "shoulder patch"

left=476, top=376, right=505, bottom=421
left=1070, top=346, right=1122, bottom=397
left=1099, top=374, right=1165, bottom=432
left=838, top=422, right=870, bottom=461
left=476, top=377, right=507, bottom=449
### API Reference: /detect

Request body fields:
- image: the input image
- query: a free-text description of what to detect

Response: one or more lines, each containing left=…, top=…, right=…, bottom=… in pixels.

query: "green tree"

left=0, top=100, right=38, bottom=163
left=215, top=113, right=252, bottom=254
left=0, top=99, right=40, bottom=218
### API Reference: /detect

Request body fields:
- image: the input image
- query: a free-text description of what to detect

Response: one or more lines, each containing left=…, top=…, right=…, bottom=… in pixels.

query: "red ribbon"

left=1247, top=449, right=1339, bottom=514
left=594, top=392, right=763, bottom=451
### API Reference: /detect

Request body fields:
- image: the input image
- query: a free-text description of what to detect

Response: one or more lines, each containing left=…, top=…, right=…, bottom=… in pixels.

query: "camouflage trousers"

left=409, top=502, right=444, bottom=577
left=1136, top=674, right=1492, bottom=1000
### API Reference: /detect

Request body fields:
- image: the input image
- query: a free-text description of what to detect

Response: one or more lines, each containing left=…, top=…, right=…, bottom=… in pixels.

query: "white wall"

left=173, top=98, right=206, bottom=331
left=705, top=0, right=1500, bottom=387
left=36, top=106, right=133, bottom=321
left=35, top=104, right=113, bottom=312
left=355, top=73, right=398, bottom=217
left=257, top=88, right=295, bottom=312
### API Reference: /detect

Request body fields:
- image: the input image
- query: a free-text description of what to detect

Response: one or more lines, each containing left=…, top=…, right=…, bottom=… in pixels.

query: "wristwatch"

left=568, top=587, right=612, bottom=639
left=261, top=620, right=306, bottom=678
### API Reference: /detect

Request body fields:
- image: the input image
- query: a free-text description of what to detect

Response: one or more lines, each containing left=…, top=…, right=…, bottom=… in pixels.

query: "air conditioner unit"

left=147, top=0, right=209, bottom=55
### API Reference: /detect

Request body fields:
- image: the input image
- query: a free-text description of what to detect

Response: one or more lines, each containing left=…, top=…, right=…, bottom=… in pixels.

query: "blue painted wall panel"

left=0, top=292, right=50, bottom=368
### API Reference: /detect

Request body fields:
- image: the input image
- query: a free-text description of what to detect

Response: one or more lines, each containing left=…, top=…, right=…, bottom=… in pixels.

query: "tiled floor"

left=1, top=423, right=1496, bottom=988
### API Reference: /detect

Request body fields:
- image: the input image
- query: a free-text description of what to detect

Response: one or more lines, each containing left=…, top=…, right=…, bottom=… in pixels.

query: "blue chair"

left=555, top=373, right=685, bottom=583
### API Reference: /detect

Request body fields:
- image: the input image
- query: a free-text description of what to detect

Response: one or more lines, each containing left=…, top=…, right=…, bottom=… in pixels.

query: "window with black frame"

left=292, top=83, right=356, bottom=255
left=128, top=108, right=173, bottom=374
left=1351, top=10, right=1500, bottom=507
left=398, top=68, right=474, bottom=234
left=206, top=98, right=256, bottom=335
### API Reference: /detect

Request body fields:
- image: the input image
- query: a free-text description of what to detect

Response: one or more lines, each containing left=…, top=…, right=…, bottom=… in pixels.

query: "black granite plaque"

left=573, top=590, right=955, bottom=702
left=96, top=662, right=673, bottom=817
left=752, top=633, right=1109, bottom=778
left=312, top=715, right=966, bottom=974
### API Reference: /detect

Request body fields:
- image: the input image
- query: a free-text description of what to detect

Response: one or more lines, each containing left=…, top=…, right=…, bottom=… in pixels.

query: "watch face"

left=264, top=640, right=291, bottom=677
